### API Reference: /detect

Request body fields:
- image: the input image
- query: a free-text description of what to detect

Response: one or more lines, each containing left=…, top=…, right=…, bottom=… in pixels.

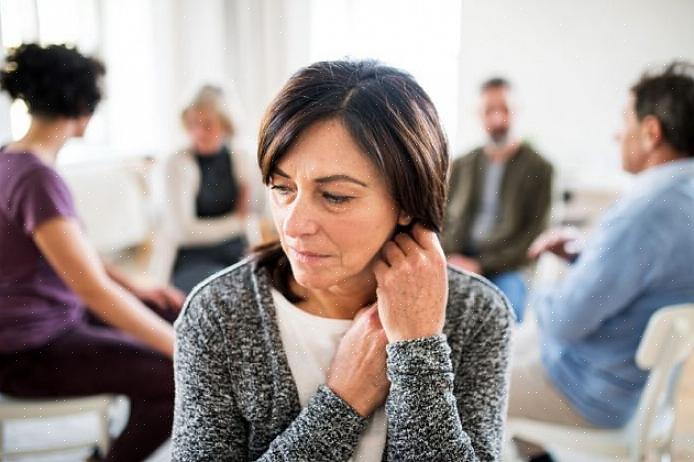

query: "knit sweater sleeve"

left=258, top=385, right=368, bottom=460
left=172, top=285, right=368, bottom=461
left=384, top=297, right=512, bottom=461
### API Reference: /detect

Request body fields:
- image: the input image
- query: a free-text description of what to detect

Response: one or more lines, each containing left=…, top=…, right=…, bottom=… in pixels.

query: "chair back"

left=630, top=304, right=694, bottom=461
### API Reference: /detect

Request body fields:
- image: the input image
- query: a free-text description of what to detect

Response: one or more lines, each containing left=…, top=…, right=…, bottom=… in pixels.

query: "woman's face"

left=183, top=106, right=227, bottom=155
left=269, top=118, right=405, bottom=292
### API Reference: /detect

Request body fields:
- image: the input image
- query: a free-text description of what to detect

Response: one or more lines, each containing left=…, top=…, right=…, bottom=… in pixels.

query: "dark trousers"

left=173, top=235, right=247, bottom=293
left=0, top=307, right=177, bottom=462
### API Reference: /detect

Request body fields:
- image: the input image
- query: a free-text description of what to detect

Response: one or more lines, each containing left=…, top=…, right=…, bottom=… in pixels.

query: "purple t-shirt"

left=0, top=151, right=84, bottom=353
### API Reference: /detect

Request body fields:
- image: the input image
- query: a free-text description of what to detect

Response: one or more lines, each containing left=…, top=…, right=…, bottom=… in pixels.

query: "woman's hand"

left=374, top=224, right=449, bottom=343
left=134, top=285, right=186, bottom=312
left=33, top=217, right=175, bottom=358
left=327, top=305, right=389, bottom=417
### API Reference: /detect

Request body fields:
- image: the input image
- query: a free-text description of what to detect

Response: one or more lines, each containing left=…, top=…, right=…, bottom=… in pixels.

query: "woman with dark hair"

left=173, top=60, right=513, bottom=461
left=0, top=43, right=181, bottom=461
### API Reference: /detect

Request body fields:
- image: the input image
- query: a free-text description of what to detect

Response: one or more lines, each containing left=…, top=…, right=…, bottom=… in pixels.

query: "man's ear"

left=640, top=115, right=663, bottom=152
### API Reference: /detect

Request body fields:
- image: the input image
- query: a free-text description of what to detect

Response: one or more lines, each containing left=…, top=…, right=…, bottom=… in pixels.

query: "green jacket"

left=442, top=143, right=553, bottom=275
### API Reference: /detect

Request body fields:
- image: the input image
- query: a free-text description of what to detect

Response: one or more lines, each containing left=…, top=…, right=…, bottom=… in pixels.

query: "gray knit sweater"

left=172, top=258, right=512, bottom=461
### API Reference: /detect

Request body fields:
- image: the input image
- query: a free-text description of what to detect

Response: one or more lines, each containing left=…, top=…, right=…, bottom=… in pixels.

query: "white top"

left=271, top=289, right=387, bottom=461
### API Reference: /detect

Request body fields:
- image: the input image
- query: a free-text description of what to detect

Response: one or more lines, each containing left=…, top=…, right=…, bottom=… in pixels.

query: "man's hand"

left=528, top=227, right=582, bottom=262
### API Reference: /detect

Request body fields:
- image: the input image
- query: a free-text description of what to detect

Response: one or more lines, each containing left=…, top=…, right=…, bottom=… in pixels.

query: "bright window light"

left=9, top=99, right=30, bottom=139
left=309, top=0, right=462, bottom=147
left=0, top=0, right=105, bottom=161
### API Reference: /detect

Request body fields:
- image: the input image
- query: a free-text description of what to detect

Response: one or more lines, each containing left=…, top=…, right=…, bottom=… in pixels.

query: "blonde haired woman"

left=163, top=85, right=252, bottom=293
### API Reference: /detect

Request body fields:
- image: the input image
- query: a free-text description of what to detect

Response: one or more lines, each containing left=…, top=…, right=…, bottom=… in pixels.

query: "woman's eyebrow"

left=315, top=175, right=368, bottom=187
left=272, top=168, right=290, bottom=179
left=272, top=168, right=368, bottom=188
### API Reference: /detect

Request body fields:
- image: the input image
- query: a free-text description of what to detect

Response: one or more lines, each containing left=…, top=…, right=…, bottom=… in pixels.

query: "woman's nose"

left=282, top=195, right=319, bottom=238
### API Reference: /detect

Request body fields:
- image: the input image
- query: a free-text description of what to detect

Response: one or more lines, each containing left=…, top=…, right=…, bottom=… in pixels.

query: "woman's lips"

left=288, top=247, right=330, bottom=264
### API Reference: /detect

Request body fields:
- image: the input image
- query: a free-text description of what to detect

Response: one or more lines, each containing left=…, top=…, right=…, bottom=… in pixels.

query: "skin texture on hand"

left=326, top=225, right=450, bottom=416
left=373, top=224, right=449, bottom=343
left=326, top=305, right=389, bottom=417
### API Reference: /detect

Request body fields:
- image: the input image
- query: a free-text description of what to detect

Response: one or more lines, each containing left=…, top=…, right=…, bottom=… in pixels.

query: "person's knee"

left=128, top=355, right=174, bottom=401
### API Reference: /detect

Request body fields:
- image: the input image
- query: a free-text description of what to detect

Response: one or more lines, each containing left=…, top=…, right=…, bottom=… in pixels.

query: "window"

left=309, top=0, right=462, bottom=148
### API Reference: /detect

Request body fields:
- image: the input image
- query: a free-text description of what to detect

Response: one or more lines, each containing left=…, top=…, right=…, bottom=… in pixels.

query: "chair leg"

left=0, top=421, right=4, bottom=462
left=96, top=403, right=111, bottom=457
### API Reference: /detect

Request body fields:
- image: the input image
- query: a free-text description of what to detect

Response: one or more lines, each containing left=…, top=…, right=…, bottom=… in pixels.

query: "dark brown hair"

left=481, top=76, right=510, bottom=93
left=255, top=59, right=449, bottom=298
left=631, top=61, right=694, bottom=158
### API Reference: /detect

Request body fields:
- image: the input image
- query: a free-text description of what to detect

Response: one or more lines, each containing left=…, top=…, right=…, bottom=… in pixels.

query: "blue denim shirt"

left=537, top=159, right=694, bottom=428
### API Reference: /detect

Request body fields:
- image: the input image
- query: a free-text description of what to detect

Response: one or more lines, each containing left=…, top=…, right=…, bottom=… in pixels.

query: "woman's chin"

left=289, top=259, right=375, bottom=294
left=290, top=267, right=335, bottom=291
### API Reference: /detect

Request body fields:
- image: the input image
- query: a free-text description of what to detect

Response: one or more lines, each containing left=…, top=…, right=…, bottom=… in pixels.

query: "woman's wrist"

left=326, top=381, right=377, bottom=418
left=386, top=334, right=451, bottom=376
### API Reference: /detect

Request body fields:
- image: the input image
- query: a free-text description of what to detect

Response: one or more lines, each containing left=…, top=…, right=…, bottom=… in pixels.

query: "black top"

left=194, top=145, right=239, bottom=218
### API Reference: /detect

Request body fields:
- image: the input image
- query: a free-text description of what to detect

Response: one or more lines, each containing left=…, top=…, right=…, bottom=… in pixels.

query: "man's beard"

left=489, top=129, right=509, bottom=147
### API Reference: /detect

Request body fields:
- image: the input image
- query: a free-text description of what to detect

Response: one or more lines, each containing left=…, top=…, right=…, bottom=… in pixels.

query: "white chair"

left=507, top=303, right=694, bottom=462
left=0, top=394, right=113, bottom=460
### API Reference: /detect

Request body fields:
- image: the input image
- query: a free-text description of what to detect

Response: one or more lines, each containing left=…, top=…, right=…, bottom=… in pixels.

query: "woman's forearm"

left=256, top=385, right=367, bottom=461
left=103, top=261, right=140, bottom=293
left=81, top=279, right=174, bottom=357
left=385, top=335, right=476, bottom=461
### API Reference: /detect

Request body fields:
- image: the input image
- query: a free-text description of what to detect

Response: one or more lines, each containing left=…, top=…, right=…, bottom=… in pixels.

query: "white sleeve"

left=167, top=151, right=246, bottom=247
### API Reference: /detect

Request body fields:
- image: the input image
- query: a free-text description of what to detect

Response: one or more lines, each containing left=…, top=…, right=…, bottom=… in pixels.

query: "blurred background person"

left=161, top=85, right=252, bottom=293
left=0, top=43, right=181, bottom=462
left=510, top=62, right=694, bottom=462
left=442, top=77, right=553, bottom=321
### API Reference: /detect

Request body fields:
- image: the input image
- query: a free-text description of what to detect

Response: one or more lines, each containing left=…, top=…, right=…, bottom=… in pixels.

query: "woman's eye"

left=323, top=192, right=352, bottom=204
left=270, top=185, right=293, bottom=196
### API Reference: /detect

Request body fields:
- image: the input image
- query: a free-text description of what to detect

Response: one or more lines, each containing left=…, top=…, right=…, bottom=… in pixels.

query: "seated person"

left=0, top=43, right=183, bottom=462
left=509, top=62, right=694, bottom=461
left=172, top=59, right=513, bottom=461
left=442, top=77, right=553, bottom=322
left=164, top=85, right=251, bottom=293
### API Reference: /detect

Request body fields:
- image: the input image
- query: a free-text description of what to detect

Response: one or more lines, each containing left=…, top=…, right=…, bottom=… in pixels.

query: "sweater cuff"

left=310, top=384, right=369, bottom=431
left=386, top=334, right=452, bottom=376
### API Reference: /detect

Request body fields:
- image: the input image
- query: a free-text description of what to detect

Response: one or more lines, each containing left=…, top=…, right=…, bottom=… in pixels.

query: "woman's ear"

left=398, top=212, right=413, bottom=227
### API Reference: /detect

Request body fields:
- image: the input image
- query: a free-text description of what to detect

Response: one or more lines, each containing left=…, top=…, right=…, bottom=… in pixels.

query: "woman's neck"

left=290, top=271, right=377, bottom=320
left=6, top=118, right=73, bottom=165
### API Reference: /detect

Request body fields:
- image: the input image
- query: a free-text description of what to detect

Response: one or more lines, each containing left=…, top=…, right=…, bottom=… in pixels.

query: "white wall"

left=456, top=0, right=694, bottom=190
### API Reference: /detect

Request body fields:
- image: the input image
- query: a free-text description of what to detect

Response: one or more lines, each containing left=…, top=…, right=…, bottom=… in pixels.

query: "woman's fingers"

left=393, top=232, right=418, bottom=256
left=163, top=287, right=186, bottom=311
left=410, top=223, right=444, bottom=255
left=381, top=240, right=406, bottom=266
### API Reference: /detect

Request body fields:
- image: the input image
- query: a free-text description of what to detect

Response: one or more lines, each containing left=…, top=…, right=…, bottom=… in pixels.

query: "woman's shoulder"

left=1, top=153, right=71, bottom=204
left=444, top=265, right=514, bottom=337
